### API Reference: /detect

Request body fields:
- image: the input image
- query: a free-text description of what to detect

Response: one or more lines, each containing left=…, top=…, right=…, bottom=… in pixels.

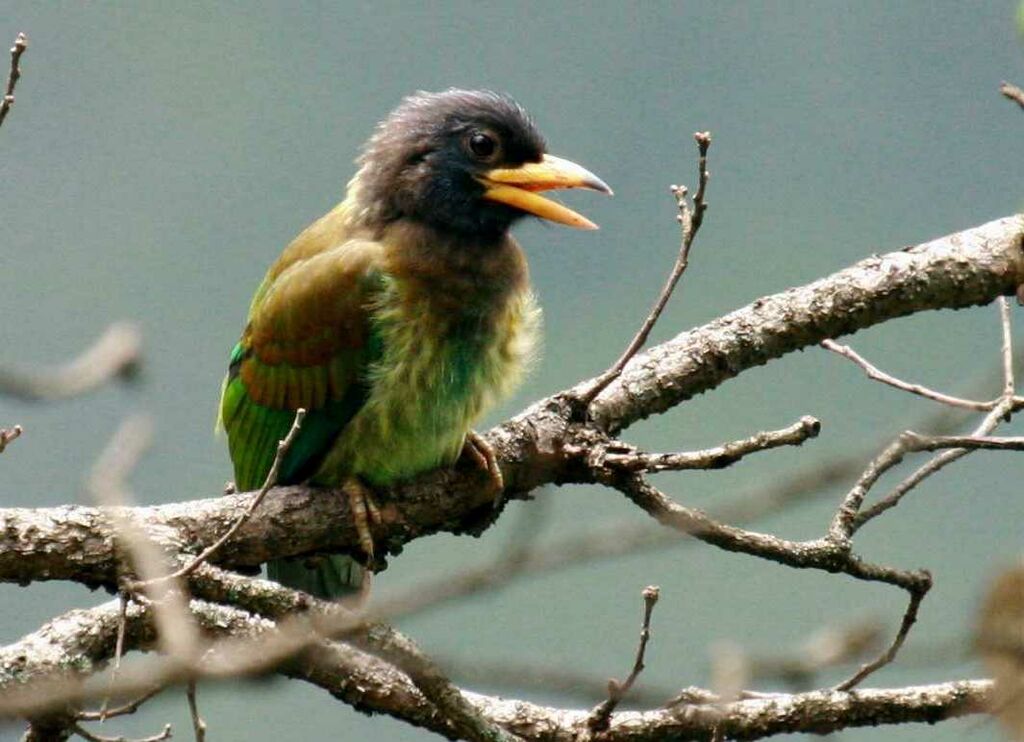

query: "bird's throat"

left=379, top=219, right=530, bottom=320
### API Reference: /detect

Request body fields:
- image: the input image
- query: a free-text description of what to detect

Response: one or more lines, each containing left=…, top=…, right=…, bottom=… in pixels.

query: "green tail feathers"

left=267, top=554, right=363, bottom=599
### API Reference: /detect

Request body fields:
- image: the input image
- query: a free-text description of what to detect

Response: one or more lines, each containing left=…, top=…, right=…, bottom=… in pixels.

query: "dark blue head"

left=351, top=89, right=610, bottom=240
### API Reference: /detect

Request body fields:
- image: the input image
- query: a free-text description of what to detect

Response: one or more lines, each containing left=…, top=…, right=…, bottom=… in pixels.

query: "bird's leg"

left=343, top=477, right=382, bottom=565
left=462, top=430, right=504, bottom=496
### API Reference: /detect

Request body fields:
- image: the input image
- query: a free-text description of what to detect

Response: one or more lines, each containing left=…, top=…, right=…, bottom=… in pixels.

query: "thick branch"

left=0, top=596, right=993, bottom=741
left=0, top=217, right=1021, bottom=589
left=589, top=215, right=1024, bottom=432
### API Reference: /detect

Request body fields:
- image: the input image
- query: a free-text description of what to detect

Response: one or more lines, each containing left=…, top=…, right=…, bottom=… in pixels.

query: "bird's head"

left=349, top=89, right=611, bottom=239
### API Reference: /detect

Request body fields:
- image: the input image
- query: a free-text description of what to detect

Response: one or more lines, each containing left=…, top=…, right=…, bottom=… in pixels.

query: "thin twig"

left=899, top=431, right=1024, bottom=452
left=98, top=595, right=130, bottom=721
left=999, top=296, right=1015, bottom=396
left=133, top=408, right=305, bottom=589
left=578, top=131, right=711, bottom=407
left=599, top=416, right=820, bottom=472
left=0, top=424, right=22, bottom=453
left=854, top=300, right=1019, bottom=531
left=0, top=32, right=27, bottom=129
left=1001, top=80, right=1024, bottom=111
left=0, top=322, right=142, bottom=401
left=186, top=680, right=205, bottom=742
left=78, top=686, right=162, bottom=721
left=834, top=588, right=927, bottom=691
left=586, top=586, right=660, bottom=732
left=821, top=339, right=995, bottom=411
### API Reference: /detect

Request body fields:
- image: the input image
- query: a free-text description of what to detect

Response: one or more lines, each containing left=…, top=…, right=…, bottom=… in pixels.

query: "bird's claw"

left=344, top=479, right=382, bottom=562
left=463, top=430, right=504, bottom=492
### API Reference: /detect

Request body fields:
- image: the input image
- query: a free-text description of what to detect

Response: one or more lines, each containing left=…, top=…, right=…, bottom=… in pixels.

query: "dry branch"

left=0, top=593, right=993, bottom=741
left=0, top=217, right=1020, bottom=592
left=2, top=215, right=1023, bottom=740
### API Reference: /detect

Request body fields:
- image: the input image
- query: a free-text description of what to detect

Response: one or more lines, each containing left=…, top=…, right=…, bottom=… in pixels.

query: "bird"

left=219, top=89, right=611, bottom=598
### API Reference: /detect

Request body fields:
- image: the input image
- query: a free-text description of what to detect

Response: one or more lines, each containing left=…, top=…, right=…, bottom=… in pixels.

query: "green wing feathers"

left=219, top=234, right=385, bottom=599
left=219, top=238, right=385, bottom=491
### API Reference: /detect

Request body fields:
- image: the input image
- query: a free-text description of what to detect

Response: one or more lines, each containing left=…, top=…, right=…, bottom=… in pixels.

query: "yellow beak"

left=479, top=154, right=613, bottom=230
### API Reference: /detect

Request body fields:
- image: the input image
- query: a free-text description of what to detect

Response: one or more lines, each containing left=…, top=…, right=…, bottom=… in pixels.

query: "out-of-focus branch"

left=0, top=425, right=22, bottom=454
left=711, top=620, right=885, bottom=698
left=0, top=32, right=27, bottom=129
left=0, top=591, right=994, bottom=741
left=1001, top=80, right=1024, bottom=110
left=0, top=322, right=142, bottom=401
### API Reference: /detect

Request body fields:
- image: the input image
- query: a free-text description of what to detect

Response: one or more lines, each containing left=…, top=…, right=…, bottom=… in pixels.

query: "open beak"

left=479, top=154, right=613, bottom=230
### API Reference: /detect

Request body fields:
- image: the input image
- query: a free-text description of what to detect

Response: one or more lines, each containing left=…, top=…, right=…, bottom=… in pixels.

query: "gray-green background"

left=3, top=2, right=1022, bottom=740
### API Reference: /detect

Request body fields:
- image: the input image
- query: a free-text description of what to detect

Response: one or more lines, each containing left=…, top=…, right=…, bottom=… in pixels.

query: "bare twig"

left=1001, top=80, right=1024, bottom=110
left=834, top=589, right=928, bottom=691
left=98, top=595, right=130, bottom=721
left=578, top=132, right=712, bottom=407
left=0, top=322, right=142, bottom=401
left=855, top=301, right=1020, bottom=530
left=185, top=681, right=205, bottom=742
left=0, top=424, right=22, bottom=453
left=587, top=586, right=660, bottom=732
left=0, top=593, right=995, bottom=740
left=78, top=686, right=162, bottom=722
left=854, top=399, right=1013, bottom=530
left=0, top=32, right=27, bottom=129
left=898, top=431, right=1024, bottom=452
left=821, top=339, right=995, bottom=411
left=999, top=296, right=1015, bottom=396
left=599, top=416, right=819, bottom=472
left=133, top=409, right=306, bottom=589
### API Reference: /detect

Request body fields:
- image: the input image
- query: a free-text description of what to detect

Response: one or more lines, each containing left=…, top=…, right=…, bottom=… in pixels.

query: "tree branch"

left=0, top=322, right=141, bottom=401
left=588, top=215, right=1024, bottom=432
left=0, top=593, right=994, bottom=741
left=0, top=216, right=1020, bottom=592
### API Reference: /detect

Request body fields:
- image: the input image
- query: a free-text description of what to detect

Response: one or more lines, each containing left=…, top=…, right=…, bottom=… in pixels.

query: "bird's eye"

left=468, top=132, right=497, bottom=159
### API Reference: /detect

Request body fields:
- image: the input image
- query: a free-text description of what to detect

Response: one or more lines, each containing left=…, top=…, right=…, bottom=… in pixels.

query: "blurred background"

left=2, top=2, right=1023, bottom=740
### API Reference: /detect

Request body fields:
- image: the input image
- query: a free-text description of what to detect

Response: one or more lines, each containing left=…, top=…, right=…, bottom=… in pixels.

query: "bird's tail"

left=267, top=554, right=363, bottom=599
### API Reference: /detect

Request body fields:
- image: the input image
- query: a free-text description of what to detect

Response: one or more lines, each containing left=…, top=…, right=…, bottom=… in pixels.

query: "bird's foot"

left=343, top=478, right=382, bottom=595
left=462, top=430, right=504, bottom=492
left=461, top=430, right=505, bottom=510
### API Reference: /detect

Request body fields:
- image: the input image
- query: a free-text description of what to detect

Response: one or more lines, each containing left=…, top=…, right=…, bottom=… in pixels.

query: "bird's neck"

left=377, top=219, right=530, bottom=320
